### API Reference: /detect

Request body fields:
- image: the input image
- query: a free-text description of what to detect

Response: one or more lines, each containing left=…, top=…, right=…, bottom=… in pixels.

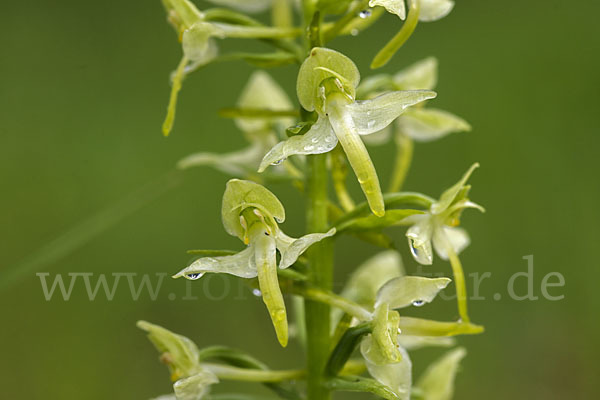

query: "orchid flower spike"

left=259, top=47, right=436, bottom=216
left=137, top=321, right=219, bottom=400
left=173, top=179, right=335, bottom=347
left=161, top=0, right=300, bottom=136
left=177, top=71, right=293, bottom=177
left=405, top=163, right=485, bottom=265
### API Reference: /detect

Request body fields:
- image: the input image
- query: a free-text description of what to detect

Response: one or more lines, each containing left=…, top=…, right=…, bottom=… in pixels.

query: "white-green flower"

left=177, top=71, right=293, bottom=177
left=336, top=251, right=452, bottom=399
left=161, top=0, right=299, bottom=136
left=358, top=57, right=471, bottom=145
left=138, top=321, right=219, bottom=400
left=259, top=47, right=436, bottom=216
left=405, top=163, right=484, bottom=265
left=174, top=179, right=335, bottom=347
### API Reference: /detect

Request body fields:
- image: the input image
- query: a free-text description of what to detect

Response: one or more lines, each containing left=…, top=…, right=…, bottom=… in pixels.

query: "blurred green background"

left=1, top=0, right=599, bottom=398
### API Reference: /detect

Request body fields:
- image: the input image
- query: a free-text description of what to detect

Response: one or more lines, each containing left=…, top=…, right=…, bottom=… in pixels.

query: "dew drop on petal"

left=324, top=136, right=333, bottom=143
left=367, top=120, right=375, bottom=129
left=311, top=137, right=319, bottom=143
left=397, top=328, right=402, bottom=334
left=358, top=9, right=372, bottom=18
left=252, top=288, right=262, bottom=297
left=304, top=145, right=315, bottom=151
left=412, top=300, right=425, bottom=307
left=186, top=273, right=204, bottom=280
left=271, top=158, right=286, bottom=166
left=350, top=29, right=359, bottom=36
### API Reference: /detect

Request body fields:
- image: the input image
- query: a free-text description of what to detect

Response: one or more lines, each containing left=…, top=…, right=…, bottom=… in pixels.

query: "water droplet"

left=317, top=146, right=326, bottom=152
left=409, top=240, right=420, bottom=258
left=412, top=300, right=425, bottom=307
left=350, top=29, right=359, bottom=36
left=271, top=158, right=285, bottom=166
left=304, top=145, right=315, bottom=151
left=186, top=273, right=204, bottom=280
left=311, top=137, right=319, bottom=143
left=397, top=328, right=402, bottom=334
left=252, top=288, right=262, bottom=297
left=324, top=136, right=333, bottom=143
left=358, top=9, right=372, bottom=19
left=366, top=111, right=372, bottom=116
left=367, top=120, right=375, bottom=129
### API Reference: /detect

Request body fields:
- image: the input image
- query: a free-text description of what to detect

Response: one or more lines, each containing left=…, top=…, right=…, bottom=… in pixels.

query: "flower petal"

left=414, top=347, right=466, bottom=400
left=177, top=143, right=265, bottom=176
left=173, top=371, right=219, bottom=400
left=371, top=304, right=402, bottom=364
left=341, top=250, right=405, bottom=308
left=431, top=163, right=479, bottom=215
left=432, top=226, right=470, bottom=260
left=258, top=116, right=338, bottom=172
left=396, top=335, right=455, bottom=351
left=369, top=0, right=406, bottom=19
left=347, top=90, right=437, bottom=136
left=327, top=98, right=385, bottom=216
left=297, top=47, right=360, bottom=112
left=361, top=336, right=412, bottom=400
left=137, top=321, right=207, bottom=383
left=375, top=276, right=451, bottom=309
left=221, top=179, right=285, bottom=240
left=398, top=108, right=471, bottom=142
left=182, top=23, right=224, bottom=63
left=393, top=57, right=438, bottom=90
left=162, top=0, right=205, bottom=31
left=254, top=232, right=288, bottom=347
left=173, top=246, right=258, bottom=279
left=276, top=228, right=336, bottom=269
left=406, top=217, right=434, bottom=265
left=419, top=0, right=455, bottom=22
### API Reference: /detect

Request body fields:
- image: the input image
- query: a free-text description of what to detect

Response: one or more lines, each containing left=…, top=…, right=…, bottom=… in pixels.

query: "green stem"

left=323, top=0, right=370, bottom=42
left=387, top=132, right=414, bottom=193
left=305, top=153, right=334, bottom=400
left=203, top=363, right=305, bottom=382
left=371, top=0, right=420, bottom=69
left=333, top=192, right=435, bottom=228
left=444, top=240, right=471, bottom=323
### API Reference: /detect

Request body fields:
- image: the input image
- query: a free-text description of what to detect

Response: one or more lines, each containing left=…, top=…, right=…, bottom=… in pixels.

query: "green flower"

left=337, top=251, right=452, bottom=399
left=174, top=179, right=335, bottom=347
left=161, top=0, right=300, bottom=136
left=358, top=57, right=471, bottom=145
left=404, top=163, right=484, bottom=265
left=177, top=71, right=293, bottom=177
left=137, top=321, right=219, bottom=400
left=259, top=47, right=436, bottom=216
